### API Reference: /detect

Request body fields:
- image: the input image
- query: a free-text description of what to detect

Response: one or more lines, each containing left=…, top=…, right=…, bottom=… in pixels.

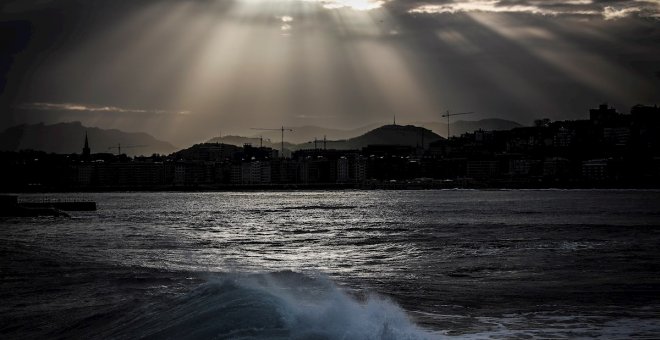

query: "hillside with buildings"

left=418, top=118, right=522, bottom=138
left=209, top=124, right=442, bottom=154
left=208, top=118, right=519, bottom=146
left=294, top=124, right=442, bottom=150
left=1, top=104, right=658, bottom=190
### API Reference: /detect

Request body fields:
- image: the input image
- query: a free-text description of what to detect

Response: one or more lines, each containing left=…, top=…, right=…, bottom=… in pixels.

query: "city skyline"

left=3, top=103, right=658, bottom=191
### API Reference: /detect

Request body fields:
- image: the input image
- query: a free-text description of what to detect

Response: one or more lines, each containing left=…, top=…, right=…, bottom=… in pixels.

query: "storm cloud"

left=1, top=0, right=659, bottom=146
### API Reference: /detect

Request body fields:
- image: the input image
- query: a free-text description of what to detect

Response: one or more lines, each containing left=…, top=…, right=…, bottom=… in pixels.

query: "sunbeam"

left=3, top=0, right=659, bottom=144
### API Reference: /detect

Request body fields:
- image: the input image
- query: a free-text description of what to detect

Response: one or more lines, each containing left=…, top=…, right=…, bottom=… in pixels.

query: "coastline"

left=4, top=181, right=660, bottom=193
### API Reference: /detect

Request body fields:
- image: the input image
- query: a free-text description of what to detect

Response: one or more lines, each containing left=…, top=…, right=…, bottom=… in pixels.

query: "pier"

left=19, top=199, right=97, bottom=211
left=1, top=195, right=96, bottom=217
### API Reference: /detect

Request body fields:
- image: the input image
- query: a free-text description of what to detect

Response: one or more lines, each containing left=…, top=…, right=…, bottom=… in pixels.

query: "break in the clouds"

left=18, top=102, right=190, bottom=115
left=0, top=0, right=659, bottom=146
left=305, top=0, right=388, bottom=11
left=286, top=0, right=660, bottom=19
left=408, top=0, right=660, bottom=19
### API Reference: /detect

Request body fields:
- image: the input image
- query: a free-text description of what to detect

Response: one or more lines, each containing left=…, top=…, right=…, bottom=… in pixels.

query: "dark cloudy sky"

left=1, top=0, right=659, bottom=146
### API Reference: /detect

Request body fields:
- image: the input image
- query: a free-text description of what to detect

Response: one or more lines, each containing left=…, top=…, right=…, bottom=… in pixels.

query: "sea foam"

left=115, top=271, right=436, bottom=339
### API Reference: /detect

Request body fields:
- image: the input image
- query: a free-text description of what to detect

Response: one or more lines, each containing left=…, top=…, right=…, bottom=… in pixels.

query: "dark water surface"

left=2, top=190, right=660, bottom=338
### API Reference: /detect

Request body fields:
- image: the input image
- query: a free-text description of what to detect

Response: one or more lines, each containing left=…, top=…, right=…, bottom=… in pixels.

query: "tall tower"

left=82, top=132, right=91, bottom=159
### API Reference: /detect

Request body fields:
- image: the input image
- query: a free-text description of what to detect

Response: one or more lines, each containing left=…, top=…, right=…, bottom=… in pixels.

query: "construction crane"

left=309, top=136, right=328, bottom=150
left=108, top=143, right=147, bottom=156
left=257, top=136, right=272, bottom=148
left=250, top=126, right=293, bottom=158
left=441, top=110, right=474, bottom=138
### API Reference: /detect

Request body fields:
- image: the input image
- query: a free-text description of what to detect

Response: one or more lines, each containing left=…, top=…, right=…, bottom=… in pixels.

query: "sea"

left=1, top=190, right=660, bottom=339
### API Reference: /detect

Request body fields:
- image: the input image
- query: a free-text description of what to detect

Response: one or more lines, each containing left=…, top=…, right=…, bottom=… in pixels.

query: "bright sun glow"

left=307, top=0, right=386, bottom=11
left=37, top=0, right=660, bottom=142
left=239, top=0, right=387, bottom=11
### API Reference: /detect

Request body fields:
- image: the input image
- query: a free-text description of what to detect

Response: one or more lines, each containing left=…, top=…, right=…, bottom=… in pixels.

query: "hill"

left=207, top=135, right=297, bottom=151
left=205, top=119, right=520, bottom=153
left=414, top=118, right=522, bottom=138
left=0, top=122, right=177, bottom=156
left=210, top=124, right=442, bottom=153
left=244, top=119, right=521, bottom=143
left=247, top=126, right=366, bottom=145
left=295, top=124, right=442, bottom=150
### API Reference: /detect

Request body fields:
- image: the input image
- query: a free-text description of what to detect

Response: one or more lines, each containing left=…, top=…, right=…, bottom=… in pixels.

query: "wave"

left=287, top=205, right=358, bottom=210
left=111, top=271, right=436, bottom=340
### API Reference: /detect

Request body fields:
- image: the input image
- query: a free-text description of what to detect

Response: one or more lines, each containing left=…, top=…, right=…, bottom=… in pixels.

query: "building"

left=582, top=159, right=609, bottom=181
left=467, top=160, right=500, bottom=179
left=590, top=103, right=618, bottom=125
left=82, top=133, right=91, bottom=160
left=174, top=161, right=213, bottom=186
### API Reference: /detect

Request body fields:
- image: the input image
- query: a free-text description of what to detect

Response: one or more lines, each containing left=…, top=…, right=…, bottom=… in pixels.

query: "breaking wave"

left=113, top=271, right=436, bottom=339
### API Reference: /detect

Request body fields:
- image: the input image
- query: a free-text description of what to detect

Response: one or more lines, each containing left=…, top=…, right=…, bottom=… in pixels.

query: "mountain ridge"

left=0, top=118, right=522, bottom=156
left=211, top=124, right=442, bottom=153
left=209, top=118, right=521, bottom=152
left=0, top=121, right=177, bottom=156
left=241, top=118, right=521, bottom=144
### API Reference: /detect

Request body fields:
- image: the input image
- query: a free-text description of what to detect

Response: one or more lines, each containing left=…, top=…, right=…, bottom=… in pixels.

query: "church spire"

left=82, top=132, right=90, bottom=159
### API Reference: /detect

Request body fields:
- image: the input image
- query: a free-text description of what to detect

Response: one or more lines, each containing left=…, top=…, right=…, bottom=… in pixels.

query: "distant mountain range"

left=210, top=125, right=443, bottom=154
left=295, top=124, right=441, bottom=150
left=417, top=119, right=523, bottom=138
left=209, top=119, right=520, bottom=152
left=0, top=118, right=521, bottom=156
left=0, top=122, right=177, bottom=156
left=184, top=125, right=439, bottom=159
left=207, top=125, right=438, bottom=157
left=232, top=118, right=520, bottom=144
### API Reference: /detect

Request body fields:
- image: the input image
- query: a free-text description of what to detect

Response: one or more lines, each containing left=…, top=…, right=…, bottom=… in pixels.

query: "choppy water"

left=1, top=190, right=660, bottom=339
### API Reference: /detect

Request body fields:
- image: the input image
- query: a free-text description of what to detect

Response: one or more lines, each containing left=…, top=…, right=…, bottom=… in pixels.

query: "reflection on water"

left=2, top=190, right=660, bottom=338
